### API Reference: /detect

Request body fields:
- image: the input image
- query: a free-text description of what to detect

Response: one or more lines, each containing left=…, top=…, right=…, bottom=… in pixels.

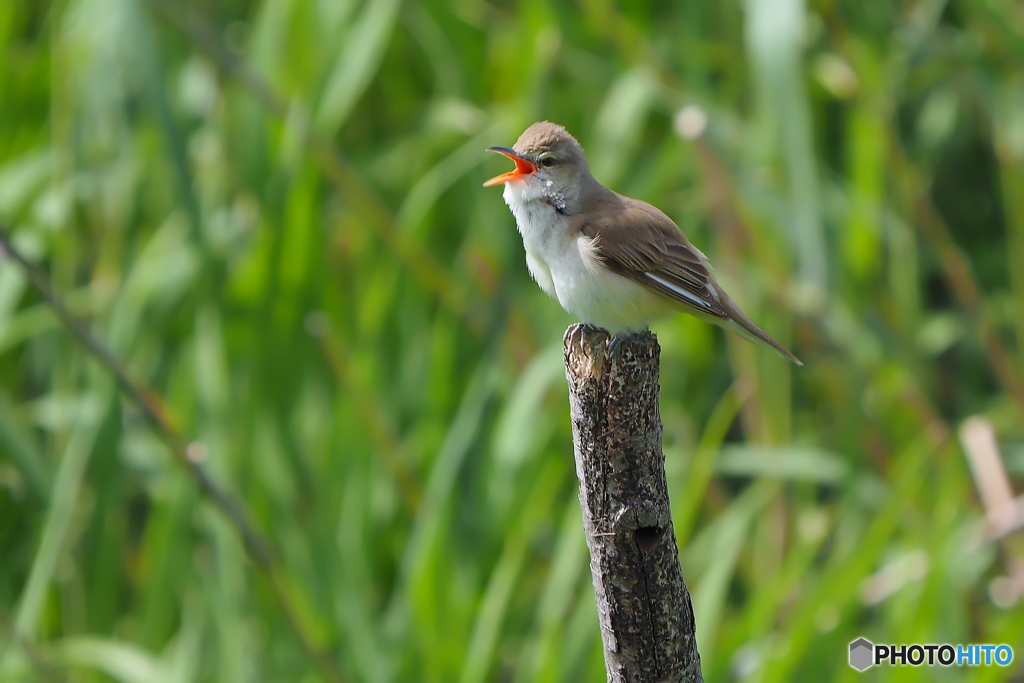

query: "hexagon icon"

left=849, top=637, right=874, bottom=671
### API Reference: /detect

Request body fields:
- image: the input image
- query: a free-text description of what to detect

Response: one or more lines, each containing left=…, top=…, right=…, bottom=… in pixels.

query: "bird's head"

left=483, top=122, right=593, bottom=211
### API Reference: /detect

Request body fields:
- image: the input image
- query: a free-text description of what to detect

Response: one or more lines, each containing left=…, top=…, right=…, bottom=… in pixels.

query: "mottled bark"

left=563, top=324, right=703, bottom=683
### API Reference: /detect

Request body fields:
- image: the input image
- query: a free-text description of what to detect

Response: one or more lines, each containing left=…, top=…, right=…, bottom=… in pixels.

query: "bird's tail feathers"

left=720, top=299, right=803, bottom=366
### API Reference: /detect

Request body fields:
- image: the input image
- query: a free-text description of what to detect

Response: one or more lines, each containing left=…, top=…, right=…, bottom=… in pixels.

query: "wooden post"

left=563, top=324, right=703, bottom=683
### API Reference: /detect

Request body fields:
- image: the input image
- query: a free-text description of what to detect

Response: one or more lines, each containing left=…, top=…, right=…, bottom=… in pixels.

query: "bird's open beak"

left=483, top=147, right=536, bottom=187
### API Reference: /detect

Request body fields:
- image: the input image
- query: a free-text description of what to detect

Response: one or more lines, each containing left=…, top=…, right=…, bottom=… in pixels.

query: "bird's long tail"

left=719, top=297, right=803, bottom=366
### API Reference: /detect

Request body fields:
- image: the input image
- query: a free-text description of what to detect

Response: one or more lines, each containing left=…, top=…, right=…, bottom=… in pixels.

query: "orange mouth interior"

left=483, top=148, right=536, bottom=187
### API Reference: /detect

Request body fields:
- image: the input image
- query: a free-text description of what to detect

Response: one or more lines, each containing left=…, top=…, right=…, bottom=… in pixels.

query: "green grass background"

left=2, top=0, right=1024, bottom=681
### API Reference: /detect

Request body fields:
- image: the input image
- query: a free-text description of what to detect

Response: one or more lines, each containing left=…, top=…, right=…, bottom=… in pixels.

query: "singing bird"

left=484, top=121, right=801, bottom=365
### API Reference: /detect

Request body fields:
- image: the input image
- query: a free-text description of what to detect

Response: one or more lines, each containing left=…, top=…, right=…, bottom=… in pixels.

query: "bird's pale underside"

left=484, top=121, right=802, bottom=366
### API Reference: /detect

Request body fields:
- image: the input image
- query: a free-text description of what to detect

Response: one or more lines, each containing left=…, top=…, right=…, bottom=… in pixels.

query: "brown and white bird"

left=484, top=121, right=801, bottom=365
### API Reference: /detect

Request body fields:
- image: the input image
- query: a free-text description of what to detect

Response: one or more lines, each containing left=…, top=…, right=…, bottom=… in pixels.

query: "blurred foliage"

left=2, top=0, right=1024, bottom=681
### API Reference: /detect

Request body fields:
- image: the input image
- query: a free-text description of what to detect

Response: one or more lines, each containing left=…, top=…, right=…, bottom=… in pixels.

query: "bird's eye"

left=540, top=156, right=556, bottom=167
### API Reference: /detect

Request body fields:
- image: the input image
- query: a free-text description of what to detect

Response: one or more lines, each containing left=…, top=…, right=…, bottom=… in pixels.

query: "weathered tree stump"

left=563, top=324, right=703, bottom=683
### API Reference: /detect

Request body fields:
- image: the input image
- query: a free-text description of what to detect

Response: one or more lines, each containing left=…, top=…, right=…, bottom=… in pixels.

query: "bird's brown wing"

left=577, top=194, right=803, bottom=365
left=579, top=197, right=729, bottom=319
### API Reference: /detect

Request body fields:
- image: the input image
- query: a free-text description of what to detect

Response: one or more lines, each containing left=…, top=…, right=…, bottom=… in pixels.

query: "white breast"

left=502, top=183, right=669, bottom=332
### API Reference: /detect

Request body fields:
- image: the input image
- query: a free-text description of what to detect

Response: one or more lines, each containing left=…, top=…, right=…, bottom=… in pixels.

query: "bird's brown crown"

left=513, top=121, right=585, bottom=159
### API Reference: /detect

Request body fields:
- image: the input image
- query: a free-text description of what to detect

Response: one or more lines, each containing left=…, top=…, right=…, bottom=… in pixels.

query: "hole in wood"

left=634, top=525, right=664, bottom=552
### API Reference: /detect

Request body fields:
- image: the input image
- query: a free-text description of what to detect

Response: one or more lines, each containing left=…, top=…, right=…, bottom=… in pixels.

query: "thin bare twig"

left=0, top=226, right=346, bottom=683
